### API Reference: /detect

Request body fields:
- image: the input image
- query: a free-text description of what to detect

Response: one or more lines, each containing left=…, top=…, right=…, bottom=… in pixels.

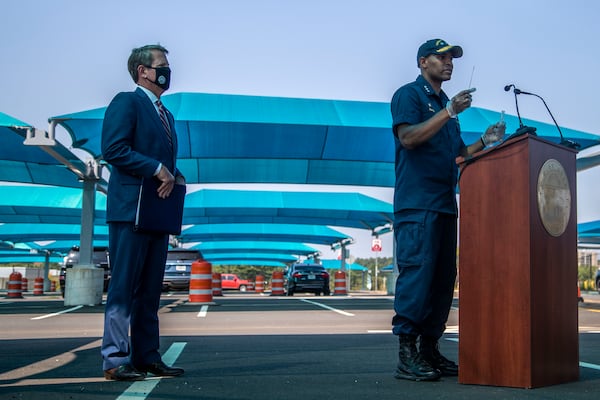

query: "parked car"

left=60, top=246, right=110, bottom=297
left=162, top=249, right=203, bottom=291
left=220, top=273, right=252, bottom=292
left=595, top=267, right=600, bottom=294
left=284, top=263, right=330, bottom=296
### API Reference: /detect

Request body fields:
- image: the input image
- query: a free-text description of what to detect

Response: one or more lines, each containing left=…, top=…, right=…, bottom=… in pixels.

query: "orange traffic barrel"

left=33, top=276, right=44, bottom=296
left=7, top=271, right=23, bottom=299
left=270, top=271, right=284, bottom=296
left=334, top=270, right=347, bottom=295
left=189, top=260, right=213, bottom=303
left=50, top=280, right=56, bottom=292
left=212, top=272, right=223, bottom=297
left=21, top=277, right=28, bottom=292
left=255, top=275, right=265, bottom=293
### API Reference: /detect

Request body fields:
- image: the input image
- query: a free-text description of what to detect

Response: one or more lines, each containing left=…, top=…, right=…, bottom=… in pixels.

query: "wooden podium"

left=457, top=134, right=579, bottom=388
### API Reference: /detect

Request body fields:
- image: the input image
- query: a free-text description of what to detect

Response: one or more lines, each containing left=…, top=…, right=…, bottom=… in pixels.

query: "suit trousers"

left=391, top=210, right=457, bottom=339
left=101, top=222, right=169, bottom=370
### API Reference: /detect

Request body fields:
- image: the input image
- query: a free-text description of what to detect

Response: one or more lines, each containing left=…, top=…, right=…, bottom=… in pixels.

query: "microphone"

left=505, top=85, right=580, bottom=149
left=504, top=84, right=536, bottom=137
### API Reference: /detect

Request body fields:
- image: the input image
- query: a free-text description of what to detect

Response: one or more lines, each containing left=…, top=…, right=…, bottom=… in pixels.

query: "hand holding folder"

left=134, top=178, right=186, bottom=235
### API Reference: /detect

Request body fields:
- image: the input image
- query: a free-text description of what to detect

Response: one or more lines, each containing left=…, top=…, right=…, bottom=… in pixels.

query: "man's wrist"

left=446, top=101, right=457, bottom=118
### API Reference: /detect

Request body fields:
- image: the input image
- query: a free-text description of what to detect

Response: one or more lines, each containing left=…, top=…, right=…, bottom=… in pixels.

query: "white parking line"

left=30, top=305, right=83, bottom=320
left=116, top=342, right=186, bottom=400
left=197, top=305, right=209, bottom=318
left=442, top=340, right=600, bottom=372
left=300, top=299, right=354, bottom=316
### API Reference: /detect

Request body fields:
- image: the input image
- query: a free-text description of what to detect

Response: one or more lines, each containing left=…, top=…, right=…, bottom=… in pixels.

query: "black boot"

left=419, top=337, right=458, bottom=376
left=395, top=334, right=441, bottom=381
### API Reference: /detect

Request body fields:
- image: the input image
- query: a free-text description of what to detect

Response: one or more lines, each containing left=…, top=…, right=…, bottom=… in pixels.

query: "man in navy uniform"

left=101, top=44, right=185, bottom=381
left=390, top=39, right=504, bottom=381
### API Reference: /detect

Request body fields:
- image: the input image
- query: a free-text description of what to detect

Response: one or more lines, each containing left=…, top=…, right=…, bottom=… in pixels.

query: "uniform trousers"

left=391, top=210, right=457, bottom=339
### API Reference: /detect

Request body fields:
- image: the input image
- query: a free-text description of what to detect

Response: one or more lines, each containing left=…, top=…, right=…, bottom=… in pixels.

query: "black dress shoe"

left=138, top=360, right=184, bottom=377
left=104, top=364, right=146, bottom=381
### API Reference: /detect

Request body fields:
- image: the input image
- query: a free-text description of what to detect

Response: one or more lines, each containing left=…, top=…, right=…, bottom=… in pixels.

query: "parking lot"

left=1, top=291, right=600, bottom=400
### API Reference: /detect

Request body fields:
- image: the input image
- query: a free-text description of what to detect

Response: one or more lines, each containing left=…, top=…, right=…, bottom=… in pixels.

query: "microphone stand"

left=505, top=84, right=580, bottom=149
left=511, top=87, right=537, bottom=137
left=518, top=89, right=580, bottom=150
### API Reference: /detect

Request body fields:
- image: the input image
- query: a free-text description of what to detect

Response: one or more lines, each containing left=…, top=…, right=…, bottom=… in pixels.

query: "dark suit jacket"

left=101, top=87, right=182, bottom=223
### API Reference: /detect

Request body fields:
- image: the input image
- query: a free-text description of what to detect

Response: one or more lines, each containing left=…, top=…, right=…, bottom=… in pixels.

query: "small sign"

left=371, top=238, right=382, bottom=252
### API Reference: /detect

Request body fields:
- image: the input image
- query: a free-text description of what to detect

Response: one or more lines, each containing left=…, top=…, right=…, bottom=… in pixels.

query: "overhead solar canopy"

left=204, top=252, right=299, bottom=264
left=193, top=241, right=318, bottom=256
left=0, top=112, right=87, bottom=188
left=0, top=185, right=107, bottom=224
left=456, top=107, right=600, bottom=152
left=178, top=223, right=350, bottom=246
left=577, top=150, right=600, bottom=172
left=211, top=260, right=286, bottom=267
left=18, top=240, right=108, bottom=253
left=0, top=185, right=389, bottom=228
left=578, top=220, right=600, bottom=246
left=320, top=259, right=368, bottom=271
left=183, top=189, right=393, bottom=229
left=0, top=249, right=64, bottom=264
left=50, top=92, right=600, bottom=188
left=0, top=223, right=108, bottom=243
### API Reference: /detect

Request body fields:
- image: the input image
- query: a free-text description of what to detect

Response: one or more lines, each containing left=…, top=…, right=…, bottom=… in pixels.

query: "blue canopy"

left=0, top=184, right=107, bottom=224
left=211, top=260, right=286, bottom=267
left=183, top=189, right=392, bottom=229
left=0, top=111, right=89, bottom=188
left=178, top=223, right=350, bottom=246
left=192, top=241, right=318, bottom=256
left=578, top=220, right=600, bottom=247
left=204, top=252, right=299, bottom=264
left=50, top=92, right=600, bottom=188
left=0, top=223, right=108, bottom=243
left=319, top=259, right=368, bottom=271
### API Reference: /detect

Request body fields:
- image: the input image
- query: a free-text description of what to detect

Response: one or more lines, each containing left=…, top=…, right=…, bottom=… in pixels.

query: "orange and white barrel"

left=33, top=276, right=44, bottom=296
left=7, top=271, right=23, bottom=299
left=270, top=271, right=284, bottom=296
left=21, top=277, right=28, bottom=292
left=212, top=272, right=223, bottom=297
left=334, top=270, right=347, bottom=295
left=50, top=280, right=56, bottom=292
left=189, top=260, right=213, bottom=303
left=255, top=275, right=265, bottom=293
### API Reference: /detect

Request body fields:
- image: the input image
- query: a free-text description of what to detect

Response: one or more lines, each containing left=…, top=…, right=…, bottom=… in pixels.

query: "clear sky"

left=2, top=0, right=599, bottom=259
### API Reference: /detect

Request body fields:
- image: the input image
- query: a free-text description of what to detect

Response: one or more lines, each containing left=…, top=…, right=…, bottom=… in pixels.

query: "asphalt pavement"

left=0, top=291, right=599, bottom=400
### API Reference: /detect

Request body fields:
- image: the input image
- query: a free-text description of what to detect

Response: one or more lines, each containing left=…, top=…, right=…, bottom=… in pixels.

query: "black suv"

left=162, top=248, right=203, bottom=291
left=60, top=246, right=110, bottom=297
left=596, top=267, right=600, bottom=294
left=285, top=263, right=330, bottom=296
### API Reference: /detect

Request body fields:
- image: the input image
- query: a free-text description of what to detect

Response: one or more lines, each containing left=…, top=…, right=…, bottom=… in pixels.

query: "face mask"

left=148, top=66, right=171, bottom=90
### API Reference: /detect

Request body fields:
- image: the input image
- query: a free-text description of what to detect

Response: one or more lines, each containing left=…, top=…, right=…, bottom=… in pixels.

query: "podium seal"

left=536, top=158, right=571, bottom=237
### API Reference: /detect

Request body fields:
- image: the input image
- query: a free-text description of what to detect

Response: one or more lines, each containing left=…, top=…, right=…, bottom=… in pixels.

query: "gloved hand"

left=446, top=89, right=475, bottom=118
left=481, top=121, right=506, bottom=146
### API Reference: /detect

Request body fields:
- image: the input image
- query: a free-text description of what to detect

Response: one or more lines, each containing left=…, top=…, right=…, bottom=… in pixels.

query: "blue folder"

left=134, top=178, right=186, bottom=235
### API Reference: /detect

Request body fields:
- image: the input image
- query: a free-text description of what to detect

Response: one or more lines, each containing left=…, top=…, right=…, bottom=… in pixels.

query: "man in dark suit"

left=101, top=44, right=185, bottom=381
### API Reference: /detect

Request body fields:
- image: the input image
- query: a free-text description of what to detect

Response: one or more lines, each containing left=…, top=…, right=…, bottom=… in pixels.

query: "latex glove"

left=481, top=121, right=506, bottom=146
left=446, top=88, right=475, bottom=118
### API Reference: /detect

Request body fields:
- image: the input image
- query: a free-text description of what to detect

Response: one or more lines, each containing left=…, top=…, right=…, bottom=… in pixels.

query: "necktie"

left=155, top=100, right=172, bottom=146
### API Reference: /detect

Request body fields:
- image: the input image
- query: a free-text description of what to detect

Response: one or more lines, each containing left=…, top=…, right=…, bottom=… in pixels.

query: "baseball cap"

left=417, top=39, right=463, bottom=62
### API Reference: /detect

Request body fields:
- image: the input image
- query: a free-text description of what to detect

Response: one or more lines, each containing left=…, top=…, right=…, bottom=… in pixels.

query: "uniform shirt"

left=390, top=75, right=465, bottom=215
